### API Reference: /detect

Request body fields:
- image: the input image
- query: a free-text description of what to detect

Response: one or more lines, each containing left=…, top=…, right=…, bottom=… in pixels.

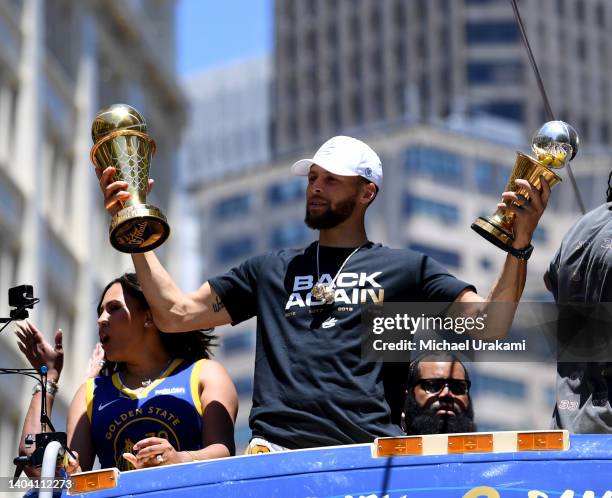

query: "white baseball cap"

left=291, top=136, right=382, bottom=188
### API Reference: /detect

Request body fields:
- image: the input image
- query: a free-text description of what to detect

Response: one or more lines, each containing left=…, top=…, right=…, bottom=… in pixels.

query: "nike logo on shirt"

left=322, top=317, right=338, bottom=329
left=98, top=394, right=131, bottom=411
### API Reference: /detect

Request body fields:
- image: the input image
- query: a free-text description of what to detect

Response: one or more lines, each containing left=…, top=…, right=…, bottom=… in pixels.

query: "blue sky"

left=176, top=0, right=273, bottom=77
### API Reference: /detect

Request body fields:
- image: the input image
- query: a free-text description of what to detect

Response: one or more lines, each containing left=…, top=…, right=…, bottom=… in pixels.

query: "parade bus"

left=28, top=430, right=611, bottom=498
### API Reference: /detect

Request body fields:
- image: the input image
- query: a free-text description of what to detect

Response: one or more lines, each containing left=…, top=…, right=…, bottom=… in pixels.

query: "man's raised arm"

left=132, top=252, right=231, bottom=332
left=98, top=165, right=231, bottom=332
left=453, top=177, right=551, bottom=339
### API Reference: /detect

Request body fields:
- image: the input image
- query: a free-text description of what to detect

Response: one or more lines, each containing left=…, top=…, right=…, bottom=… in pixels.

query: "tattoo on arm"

left=212, top=296, right=225, bottom=313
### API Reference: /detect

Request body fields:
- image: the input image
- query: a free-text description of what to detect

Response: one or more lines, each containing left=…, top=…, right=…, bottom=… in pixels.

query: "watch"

left=508, top=243, right=533, bottom=261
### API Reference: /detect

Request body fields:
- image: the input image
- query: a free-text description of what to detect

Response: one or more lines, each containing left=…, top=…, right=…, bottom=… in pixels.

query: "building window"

left=532, top=226, right=548, bottom=243
left=468, top=102, right=523, bottom=122
left=45, top=0, right=78, bottom=79
left=403, top=196, right=460, bottom=225
left=270, top=222, right=312, bottom=249
left=474, top=161, right=512, bottom=193
left=596, top=3, right=606, bottom=29
left=223, top=331, right=254, bottom=354
left=472, top=374, right=526, bottom=399
left=267, top=178, right=305, bottom=205
left=556, top=0, right=565, bottom=15
left=330, top=100, right=341, bottom=131
left=497, top=167, right=513, bottom=192
left=575, top=0, right=584, bottom=21
left=350, top=54, right=362, bottom=83
left=465, top=22, right=519, bottom=44
left=372, top=86, right=384, bottom=120
left=213, top=194, right=251, bottom=220
left=306, top=29, right=317, bottom=56
left=476, top=421, right=507, bottom=431
left=602, top=123, right=610, bottom=143
left=370, top=48, right=383, bottom=74
left=234, top=376, right=254, bottom=397
left=394, top=41, right=406, bottom=73
left=304, top=0, right=317, bottom=16
left=327, top=23, right=338, bottom=47
left=409, top=243, right=461, bottom=268
left=393, top=1, right=406, bottom=29
left=216, top=236, right=255, bottom=263
left=544, top=387, right=556, bottom=407
left=474, top=160, right=497, bottom=192
left=577, top=37, right=587, bottom=60
left=352, top=92, right=363, bottom=125
left=479, top=257, right=492, bottom=270
left=403, top=146, right=464, bottom=185
left=467, top=61, right=523, bottom=84
left=349, top=13, right=361, bottom=40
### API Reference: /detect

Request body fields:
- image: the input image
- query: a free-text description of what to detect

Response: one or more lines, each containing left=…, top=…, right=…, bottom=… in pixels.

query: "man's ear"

left=360, top=182, right=377, bottom=205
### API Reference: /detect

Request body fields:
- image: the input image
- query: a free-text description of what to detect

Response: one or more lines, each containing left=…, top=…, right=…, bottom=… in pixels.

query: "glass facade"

left=216, top=236, right=255, bottom=263
left=234, top=376, right=254, bottom=397
left=469, top=102, right=523, bottom=121
left=223, top=331, right=254, bottom=354
left=472, top=374, right=526, bottom=398
left=409, top=243, right=461, bottom=269
left=467, top=61, right=523, bottom=84
left=267, top=178, right=305, bottom=205
left=404, top=147, right=464, bottom=185
left=214, top=194, right=252, bottom=220
left=270, top=222, right=312, bottom=249
left=474, top=160, right=513, bottom=193
left=466, top=22, right=520, bottom=44
left=403, top=196, right=460, bottom=224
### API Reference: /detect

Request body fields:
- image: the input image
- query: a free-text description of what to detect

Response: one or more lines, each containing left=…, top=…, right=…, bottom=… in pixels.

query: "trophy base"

left=110, top=204, right=170, bottom=253
left=471, top=217, right=514, bottom=253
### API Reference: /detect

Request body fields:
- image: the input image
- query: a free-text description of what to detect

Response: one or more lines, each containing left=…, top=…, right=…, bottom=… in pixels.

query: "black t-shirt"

left=209, top=241, right=474, bottom=448
left=548, top=203, right=612, bottom=433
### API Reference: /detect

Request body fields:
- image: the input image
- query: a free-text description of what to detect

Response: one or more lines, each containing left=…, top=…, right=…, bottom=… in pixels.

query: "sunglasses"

left=417, top=378, right=471, bottom=395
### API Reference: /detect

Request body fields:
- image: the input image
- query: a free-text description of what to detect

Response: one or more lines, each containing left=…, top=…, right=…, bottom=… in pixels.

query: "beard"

left=304, top=197, right=357, bottom=229
left=401, top=394, right=476, bottom=435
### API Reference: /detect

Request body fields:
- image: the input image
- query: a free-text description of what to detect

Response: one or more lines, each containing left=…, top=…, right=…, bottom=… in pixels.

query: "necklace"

left=121, top=358, right=174, bottom=388
left=312, top=242, right=368, bottom=304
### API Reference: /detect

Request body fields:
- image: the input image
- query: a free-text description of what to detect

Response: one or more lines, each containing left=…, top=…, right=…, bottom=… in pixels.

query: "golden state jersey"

left=86, top=358, right=204, bottom=471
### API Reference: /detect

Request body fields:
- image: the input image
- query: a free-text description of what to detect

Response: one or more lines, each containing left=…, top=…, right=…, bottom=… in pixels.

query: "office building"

left=0, top=0, right=185, bottom=481
left=273, top=0, right=612, bottom=155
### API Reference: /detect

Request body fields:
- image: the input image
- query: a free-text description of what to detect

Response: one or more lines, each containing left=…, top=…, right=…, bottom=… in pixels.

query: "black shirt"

left=548, top=203, right=612, bottom=433
left=209, top=241, right=474, bottom=448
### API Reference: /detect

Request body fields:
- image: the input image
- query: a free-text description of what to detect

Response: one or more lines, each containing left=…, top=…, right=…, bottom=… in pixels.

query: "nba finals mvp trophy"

left=471, top=121, right=579, bottom=252
left=90, top=104, right=169, bottom=253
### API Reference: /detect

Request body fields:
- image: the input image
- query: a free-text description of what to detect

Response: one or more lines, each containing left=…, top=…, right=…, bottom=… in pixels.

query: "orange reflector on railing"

left=376, top=436, right=423, bottom=456
left=448, top=434, right=493, bottom=453
left=68, top=468, right=119, bottom=495
left=373, top=430, right=569, bottom=457
left=517, top=431, right=565, bottom=451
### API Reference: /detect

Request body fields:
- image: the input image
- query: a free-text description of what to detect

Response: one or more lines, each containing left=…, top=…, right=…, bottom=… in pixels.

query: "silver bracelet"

left=32, top=381, right=59, bottom=396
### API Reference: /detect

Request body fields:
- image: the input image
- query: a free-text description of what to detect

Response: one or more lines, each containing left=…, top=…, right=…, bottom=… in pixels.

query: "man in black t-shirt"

left=545, top=197, right=612, bottom=433
left=98, top=135, right=550, bottom=451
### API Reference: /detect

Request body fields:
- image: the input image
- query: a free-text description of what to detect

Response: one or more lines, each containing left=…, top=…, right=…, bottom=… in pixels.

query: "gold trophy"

left=471, top=121, right=578, bottom=251
left=90, top=104, right=170, bottom=253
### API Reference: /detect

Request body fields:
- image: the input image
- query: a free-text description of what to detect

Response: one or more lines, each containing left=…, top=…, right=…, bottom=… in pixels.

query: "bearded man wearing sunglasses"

left=400, top=354, right=475, bottom=435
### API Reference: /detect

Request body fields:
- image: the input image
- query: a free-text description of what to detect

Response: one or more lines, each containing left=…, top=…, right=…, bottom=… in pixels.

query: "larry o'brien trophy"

left=90, top=104, right=169, bottom=253
left=471, top=121, right=579, bottom=251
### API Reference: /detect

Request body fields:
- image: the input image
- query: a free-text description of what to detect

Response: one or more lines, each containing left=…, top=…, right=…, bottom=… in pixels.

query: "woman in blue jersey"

left=17, top=272, right=238, bottom=473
